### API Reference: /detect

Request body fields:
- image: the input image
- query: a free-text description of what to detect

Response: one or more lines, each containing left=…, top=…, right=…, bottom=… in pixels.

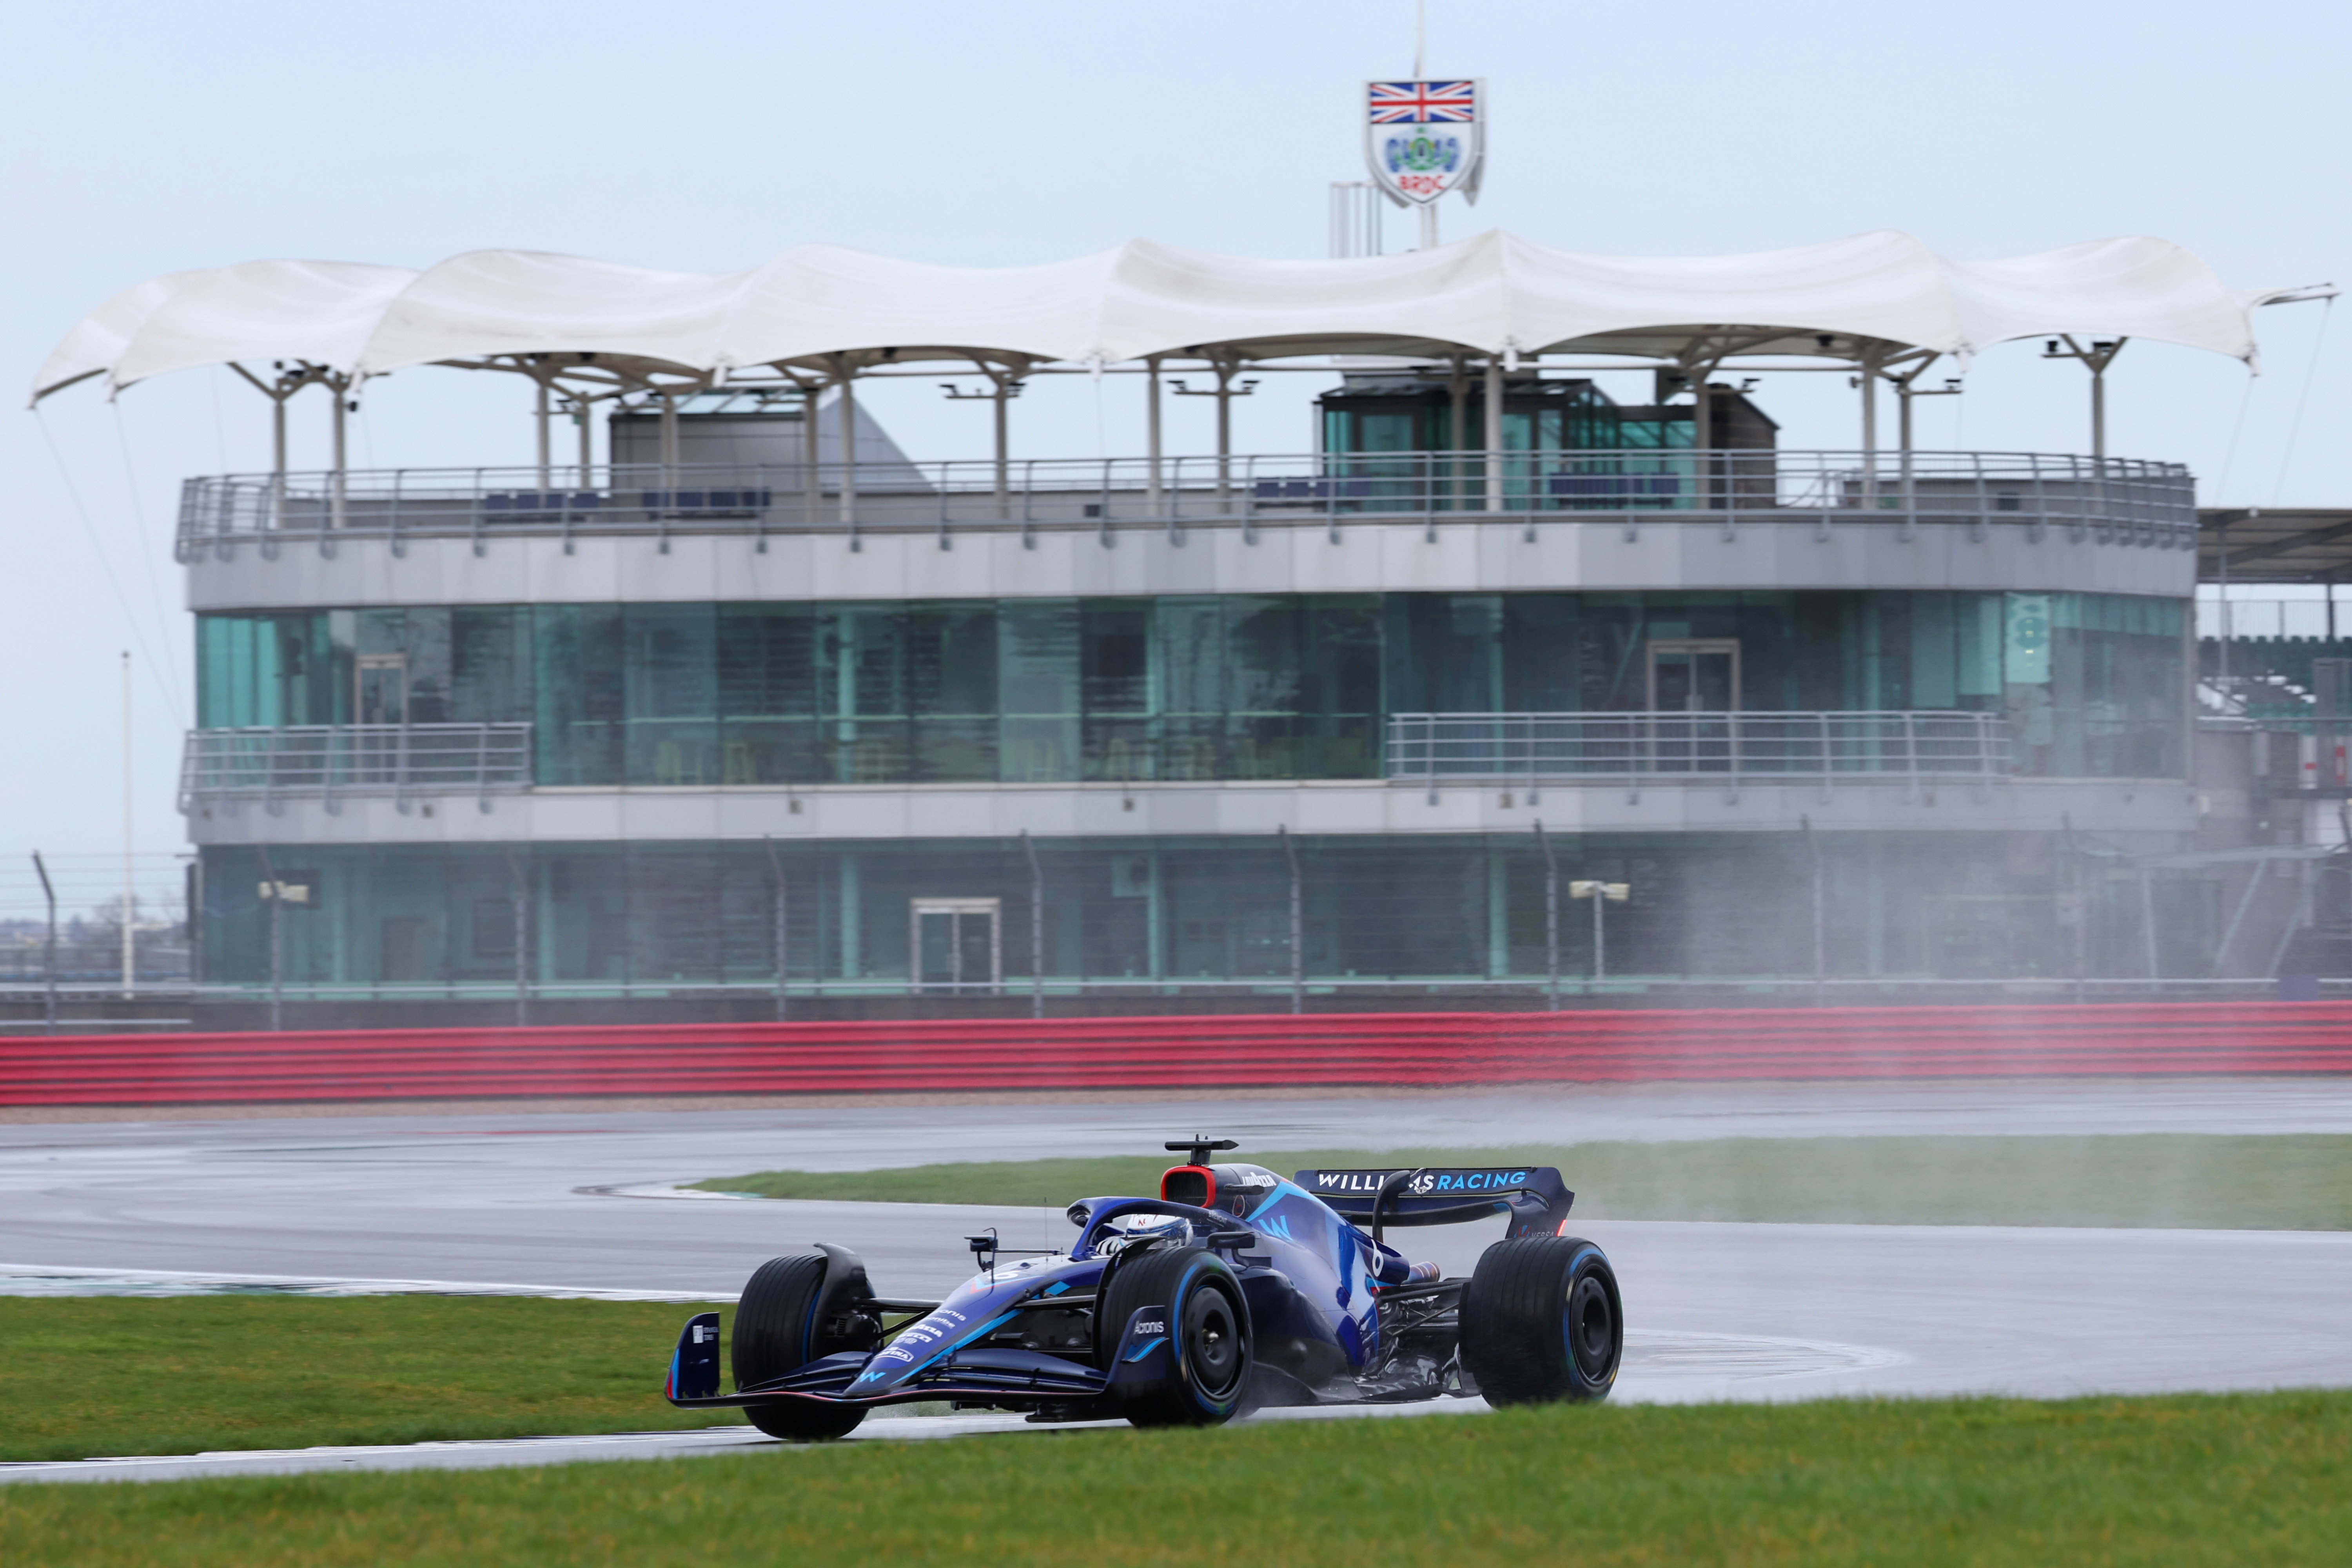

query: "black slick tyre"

left=1459, top=1235, right=1622, bottom=1405
left=1096, top=1247, right=1252, bottom=1427
left=731, top=1249, right=877, bottom=1440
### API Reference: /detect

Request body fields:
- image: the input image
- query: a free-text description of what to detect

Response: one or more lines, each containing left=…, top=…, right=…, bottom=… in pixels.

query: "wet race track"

left=5, top=1077, right=2351, bottom=1482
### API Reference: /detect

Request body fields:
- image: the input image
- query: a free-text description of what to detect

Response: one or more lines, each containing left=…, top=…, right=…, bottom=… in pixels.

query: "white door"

left=910, top=897, right=1002, bottom=994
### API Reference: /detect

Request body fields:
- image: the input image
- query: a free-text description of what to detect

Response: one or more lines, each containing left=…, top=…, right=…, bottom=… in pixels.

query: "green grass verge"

left=692, top=1133, right=2352, bottom=1230
left=0, top=1296, right=736, bottom=1463
left=4, top=1392, right=2348, bottom=1566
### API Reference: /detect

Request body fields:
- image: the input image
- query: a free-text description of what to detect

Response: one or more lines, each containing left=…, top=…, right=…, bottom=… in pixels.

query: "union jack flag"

left=1367, top=80, right=1477, bottom=124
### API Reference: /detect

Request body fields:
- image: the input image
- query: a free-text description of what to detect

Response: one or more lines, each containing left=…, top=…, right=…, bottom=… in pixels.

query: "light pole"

left=1568, top=879, right=1630, bottom=984
left=1278, top=826, right=1303, bottom=1014
left=1801, top=815, right=1825, bottom=1007
left=255, top=843, right=284, bottom=1033
left=31, top=853, right=57, bottom=1034
left=764, top=835, right=788, bottom=1022
left=1020, top=829, right=1044, bottom=1020
left=499, top=846, right=530, bottom=1028
left=1532, top=821, right=1559, bottom=1010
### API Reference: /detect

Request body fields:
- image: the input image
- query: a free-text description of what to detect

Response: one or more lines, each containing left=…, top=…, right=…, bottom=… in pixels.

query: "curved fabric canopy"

left=34, top=261, right=421, bottom=401
left=31, top=229, right=2310, bottom=404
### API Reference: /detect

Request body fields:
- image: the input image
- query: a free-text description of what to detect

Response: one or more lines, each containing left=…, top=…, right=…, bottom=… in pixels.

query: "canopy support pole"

left=1672, top=341, right=1730, bottom=513
left=1172, top=355, right=1254, bottom=515
left=993, top=374, right=1010, bottom=519
left=534, top=371, right=551, bottom=492
left=780, top=371, right=822, bottom=523
left=832, top=357, right=860, bottom=546
left=1699, top=376, right=1722, bottom=514
left=1216, top=356, right=1236, bottom=514
left=1897, top=374, right=1913, bottom=530
left=1448, top=356, right=1468, bottom=511
left=1145, top=355, right=1164, bottom=517
left=946, top=359, right=1022, bottom=522
left=270, top=391, right=286, bottom=530
left=1887, top=355, right=1954, bottom=539
left=2044, top=335, right=2126, bottom=463
left=1483, top=356, right=1503, bottom=511
left=230, top=361, right=322, bottom=535
left=806, top=387, right=821, bottom=521
left=329, top=374, right=348, bottom=531
left=1857, top=347, right=1884, bottom=512
left=575, top=392, right=592, bottom=483
left=2098, top=364, right=2117, bottom=465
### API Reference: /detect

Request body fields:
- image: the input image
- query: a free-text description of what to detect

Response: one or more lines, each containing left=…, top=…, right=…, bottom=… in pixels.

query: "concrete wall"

left=187, top=515, right=2198, bottom=612
left=186, top=775, right=2200, bottom=849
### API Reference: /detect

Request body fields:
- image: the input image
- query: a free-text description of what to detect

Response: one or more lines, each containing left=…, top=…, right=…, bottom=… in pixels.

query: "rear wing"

left=1294, top=1165, right=1573, bottom=1240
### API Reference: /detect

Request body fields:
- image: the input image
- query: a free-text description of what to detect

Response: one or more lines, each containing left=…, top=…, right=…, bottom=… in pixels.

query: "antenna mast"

left=1416, top=1, right=1434, bottom=247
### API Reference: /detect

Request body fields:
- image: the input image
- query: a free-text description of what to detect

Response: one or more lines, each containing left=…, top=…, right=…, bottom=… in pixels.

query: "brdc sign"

left=1365, top=80, right=1485, bottom=208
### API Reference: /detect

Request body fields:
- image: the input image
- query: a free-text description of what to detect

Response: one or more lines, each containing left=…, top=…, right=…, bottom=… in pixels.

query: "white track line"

left=0, top=1328, right=1911, bottom=1486
left=0, top=1263, right=728, bottom=1302
left=0, top=1404, right=1501, bottom=1487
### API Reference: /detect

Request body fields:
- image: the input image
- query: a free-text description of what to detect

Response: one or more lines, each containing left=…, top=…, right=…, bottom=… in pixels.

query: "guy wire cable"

left=2272, top=294, right=2332, bottom=507
left=109, top=399, right=189, bottom=701
left=2212, top=368, right=2257, bottom=505
left=33, top=405, right=187, bottom=727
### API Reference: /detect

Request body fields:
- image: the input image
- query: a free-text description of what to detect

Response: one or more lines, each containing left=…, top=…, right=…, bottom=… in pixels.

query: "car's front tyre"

left=1459, top=1235, right=1622, bottom=1405
left=733, top=1249, right=875, bottom=1440
left=1097, top=1247, right=1253, bottom=1427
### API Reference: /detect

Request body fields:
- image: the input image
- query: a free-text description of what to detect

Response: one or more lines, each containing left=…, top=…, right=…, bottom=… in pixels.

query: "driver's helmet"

left=1095, top=1211, right=1190, bottom=1256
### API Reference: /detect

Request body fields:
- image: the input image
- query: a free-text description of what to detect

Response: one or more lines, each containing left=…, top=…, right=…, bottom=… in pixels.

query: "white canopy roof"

left=31, top=229, right=2311, bottom=404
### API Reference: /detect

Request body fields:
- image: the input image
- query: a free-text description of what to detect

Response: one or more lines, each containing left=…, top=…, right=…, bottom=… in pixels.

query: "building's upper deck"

left=180, top=446, right=2199, bottom=609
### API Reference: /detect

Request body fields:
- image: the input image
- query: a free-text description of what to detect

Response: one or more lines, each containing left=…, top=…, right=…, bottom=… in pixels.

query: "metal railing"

left=176, top=449, right=2197, bottom=556
left=179, top=724, right=534, bottom=811
left=2199, top=599, right=2352, bottom=641
left=1387, top=710, right=2013, bottom=789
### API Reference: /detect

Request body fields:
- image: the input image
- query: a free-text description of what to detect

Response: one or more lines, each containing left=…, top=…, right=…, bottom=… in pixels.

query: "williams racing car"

left=663, top=1137, right=1623, bottom=1436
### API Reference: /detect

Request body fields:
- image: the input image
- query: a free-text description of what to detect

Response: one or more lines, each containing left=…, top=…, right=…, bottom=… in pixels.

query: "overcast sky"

left=4, top=0, right=2346, bottom=876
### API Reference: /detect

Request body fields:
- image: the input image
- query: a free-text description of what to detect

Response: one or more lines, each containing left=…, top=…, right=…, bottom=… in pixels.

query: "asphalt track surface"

left=4, top=1077, right=2351, bottom=1483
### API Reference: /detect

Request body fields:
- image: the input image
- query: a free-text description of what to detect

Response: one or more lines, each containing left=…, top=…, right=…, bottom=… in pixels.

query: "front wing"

left=665, top=1279, right=1475, bottom=1415
left=664, top=1310, right=1118, bottom=1411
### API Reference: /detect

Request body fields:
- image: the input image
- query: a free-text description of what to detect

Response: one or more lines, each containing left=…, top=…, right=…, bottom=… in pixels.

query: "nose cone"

left=847, top=1257, right=1090, bottom=1396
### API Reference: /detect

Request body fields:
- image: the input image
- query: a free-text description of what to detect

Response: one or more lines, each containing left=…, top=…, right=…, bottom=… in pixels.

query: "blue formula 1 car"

left=663, top=1137, right=1623, bottom=1437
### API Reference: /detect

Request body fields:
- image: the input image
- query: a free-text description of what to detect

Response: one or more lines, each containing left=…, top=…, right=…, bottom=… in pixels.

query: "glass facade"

left=194, top=830, right=2205, bottom=992
left=1320, top=374, right=1627, bottom=456
left=1315, top=376, right=1780, bottom=514
left=196, top=590, right=2187, bottom=783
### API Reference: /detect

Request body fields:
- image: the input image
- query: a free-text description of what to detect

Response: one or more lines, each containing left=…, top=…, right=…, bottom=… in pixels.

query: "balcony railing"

left=1386, top=711, right=2013, bottom=790
left=180, top=724, right=534, bottom=812
left=177, top=449, right=2196, bottom=557
left=177, top=712, right=2027, bottom=805
left=2198, top=599, right=2352, bottom=640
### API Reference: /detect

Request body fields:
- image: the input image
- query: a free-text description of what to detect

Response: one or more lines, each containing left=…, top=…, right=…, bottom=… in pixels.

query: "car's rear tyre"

left=1459, top=1236, right=1622, bottom=1405
left=1096, top=1247, right=1252, bottom=1428
left=732, top=1248, right=876, bottom=1440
